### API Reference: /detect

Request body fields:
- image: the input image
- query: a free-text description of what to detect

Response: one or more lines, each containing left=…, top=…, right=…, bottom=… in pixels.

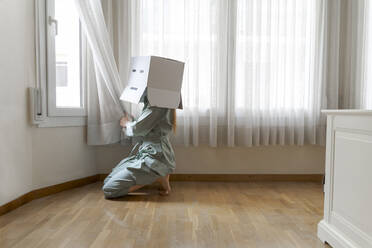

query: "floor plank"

left=0, top=182, right=331, bottom=248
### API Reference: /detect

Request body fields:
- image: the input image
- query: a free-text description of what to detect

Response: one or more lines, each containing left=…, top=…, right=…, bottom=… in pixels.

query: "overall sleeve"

left=124, top=107, right=166, bottom=137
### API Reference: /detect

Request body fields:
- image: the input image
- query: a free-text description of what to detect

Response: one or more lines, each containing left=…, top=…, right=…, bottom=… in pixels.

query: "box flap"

left=147, top=56, right=184, bottom=108
left=120, top=83, right=147, bottom=104
left=148, top=56, right=184, bottom=92
left=120, top=56, right=151, bottom=104
left=147, top=87, right=181, bottom=109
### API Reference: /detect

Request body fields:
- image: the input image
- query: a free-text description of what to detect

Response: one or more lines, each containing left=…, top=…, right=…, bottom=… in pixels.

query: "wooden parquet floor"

left=0, top=182, right=331, bottom=248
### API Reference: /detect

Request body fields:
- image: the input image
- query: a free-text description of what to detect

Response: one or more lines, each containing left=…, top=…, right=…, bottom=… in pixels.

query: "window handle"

left=48, top=16, right=58, bottom=35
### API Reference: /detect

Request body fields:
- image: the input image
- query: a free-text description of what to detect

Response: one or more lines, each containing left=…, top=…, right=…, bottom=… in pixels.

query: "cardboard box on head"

left=120, top=56, right=185, bottom=109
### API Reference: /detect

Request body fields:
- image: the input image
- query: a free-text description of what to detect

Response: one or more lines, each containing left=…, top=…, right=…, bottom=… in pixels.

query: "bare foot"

left=156, top=175, right=171, bottom=196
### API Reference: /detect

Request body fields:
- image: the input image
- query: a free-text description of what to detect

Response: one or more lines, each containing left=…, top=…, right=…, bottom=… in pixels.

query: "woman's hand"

left=120, top=115, right=130, bottom=127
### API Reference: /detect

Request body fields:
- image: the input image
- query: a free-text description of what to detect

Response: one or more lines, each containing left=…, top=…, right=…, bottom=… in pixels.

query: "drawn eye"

left=132, top=69, right=136, bottom=72
left=140, top=70, right=144, bottom=73
left=130, top=87, right=138, bottom=90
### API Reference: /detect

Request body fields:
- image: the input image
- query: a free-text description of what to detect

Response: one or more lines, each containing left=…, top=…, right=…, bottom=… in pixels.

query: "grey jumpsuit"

left=102, top=101, right=176, bottom=198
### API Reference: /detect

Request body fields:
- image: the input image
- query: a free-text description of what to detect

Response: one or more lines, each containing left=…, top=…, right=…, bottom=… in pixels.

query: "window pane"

left=54, top=0, right=81, bottom=108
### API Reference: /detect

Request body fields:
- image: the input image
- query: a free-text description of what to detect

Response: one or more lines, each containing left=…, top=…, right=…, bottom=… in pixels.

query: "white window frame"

left=34, top=0, right=86, bottom=127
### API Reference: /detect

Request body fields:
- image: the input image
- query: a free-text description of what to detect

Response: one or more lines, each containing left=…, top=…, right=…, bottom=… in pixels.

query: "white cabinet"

left=318, top=110, right=372, bottom=248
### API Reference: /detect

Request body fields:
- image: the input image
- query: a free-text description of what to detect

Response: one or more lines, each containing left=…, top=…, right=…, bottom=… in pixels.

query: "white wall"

left=0, top=0, right=96, bottom=206
left=174, top=145, right=325, bottom=174
left=96, top=144, right=325, bottom=174
left=32, top=127, right=96, bottom=189
left=0, top=0, right=34, bottom=206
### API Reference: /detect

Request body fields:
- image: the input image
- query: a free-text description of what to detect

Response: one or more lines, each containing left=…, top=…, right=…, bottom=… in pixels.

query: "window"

left=47, top=0, right=84, bottom=116
left=35, top=0, right=85, bottom=127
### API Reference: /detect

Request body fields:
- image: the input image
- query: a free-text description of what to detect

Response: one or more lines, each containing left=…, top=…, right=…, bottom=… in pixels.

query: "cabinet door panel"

left=332, top=131, right=372, bottom=237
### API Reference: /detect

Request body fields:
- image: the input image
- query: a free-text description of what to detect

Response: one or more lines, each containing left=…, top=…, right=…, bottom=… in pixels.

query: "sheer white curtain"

left=74, top=0, right=127, bottom=145
left=233, top=0, right=327, bottom=146
left=73, top=0, right=371, bottom=147
left=130, top=0, right=328, bottom=146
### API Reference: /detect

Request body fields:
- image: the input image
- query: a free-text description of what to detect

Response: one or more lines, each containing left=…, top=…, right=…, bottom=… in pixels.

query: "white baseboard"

left=318, top=220, right=359, bottom=248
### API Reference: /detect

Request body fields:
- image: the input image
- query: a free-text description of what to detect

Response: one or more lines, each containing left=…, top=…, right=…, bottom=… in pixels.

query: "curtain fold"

left=339, top=0, right=372, bottom=109
left=74, top=0, right=126, bottom=145
left=364, top=0, right=372, bottom=108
